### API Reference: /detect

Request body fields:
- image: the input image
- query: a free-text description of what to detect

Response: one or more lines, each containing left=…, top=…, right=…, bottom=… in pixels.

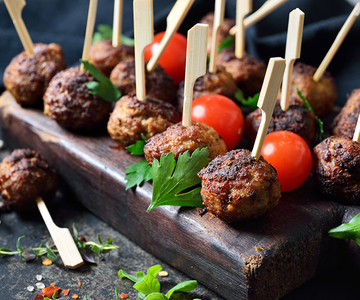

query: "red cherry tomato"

left=191, top=94, right=244, bottom=150
left=260, top=131, right=312, bottom=192
left=144, top=32, right=187, bottom=85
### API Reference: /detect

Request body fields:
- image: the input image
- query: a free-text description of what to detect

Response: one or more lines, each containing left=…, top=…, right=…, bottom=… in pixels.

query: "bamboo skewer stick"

left=146, top=0, right=195, bottom=73
left=251, top=57, right=286, bottom=160
left=36, top=197, right=84, bottom=269
left=81, top=0, right=98, bottom=71
left=353, top=115, right=360, bottom=143
left=182, top=24, right=209, bottom=127
left=313, top=3, right=360, bottom=82
left=4, top=0, right=34, bottom=54
left=235, top=0, right=252, bottom=59
left=280, top=8, right=304, bottom=112
left=209, top=0, right=225, bottom=74
left=134, top=0, right=154, bottom=101
left=229, top=0, right=289, bottom=35
left=112, top=0, right=123, bottom=47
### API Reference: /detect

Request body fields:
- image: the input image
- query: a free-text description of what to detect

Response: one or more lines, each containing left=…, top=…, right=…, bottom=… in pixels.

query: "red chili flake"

left=62, top=289, right=71, bottom=296
left=78, top=282, right=82, bottom=287
left=42, top=286, right=60, bottom=298
left=71, top=295, right=80, bottom=299
left=33, top=294, right=44, bottom=300
left=78, top=236, right=87, bottom=242
left=120, top=293, right=129, bottom=299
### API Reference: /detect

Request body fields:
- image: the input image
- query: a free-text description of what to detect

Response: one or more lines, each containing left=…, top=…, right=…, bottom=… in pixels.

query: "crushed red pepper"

left=62, top=289, right=71, bottom=296
left=33, top=286, right=60, bottom=300
left=120, top=293, right=129, bottom=299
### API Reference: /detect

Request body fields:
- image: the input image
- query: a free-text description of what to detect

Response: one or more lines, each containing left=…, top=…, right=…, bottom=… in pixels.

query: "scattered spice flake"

left=62, top=289, right=71, bottom=296
left=42, top=286, right=60, bottom=298
left=120, top=293, right=129, bottom=299
left=50, top=282, right=57, bottom=286
left=71, top=294, right=81, bottom=299
left=78, top=282, right=82, bottom=287
left=256, top=247, right=263, bottom=252
left=159, top=271, right=169, bottom=277
left=34, top=293, right=44, bottom=300
left=42, top=258, right=53, bottom=266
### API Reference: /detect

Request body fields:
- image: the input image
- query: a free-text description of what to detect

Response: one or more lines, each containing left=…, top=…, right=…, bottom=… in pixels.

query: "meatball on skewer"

left=198, top=58, right=285, bottom=223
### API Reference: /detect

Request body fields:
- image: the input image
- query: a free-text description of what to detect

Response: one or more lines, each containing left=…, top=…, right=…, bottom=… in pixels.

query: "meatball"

left=332, top=89, right=360, bottom=137
left=244, top=97, right=317, bottom=146
left=312, top=136, right=360, bottom=204
left=3, top=43, right=66, bottom=106
left=110, top=58, right=176, bottom=103
left=216, top=48, right=266, bottom=98
left=88, top=40, right=134, bottom=77
left=43, top=66, right=112, bottom=131
left=107, top=91, right=181, bottom=146
left=176, top=66, right=238, bottom=113
left=144, top=121, right=227, bottom=166
left=290, top=62, right=337, bottom=118
left=198, top=149, right=281, bottom=223
left=0, top=149, right=58, bottom=211
left=199, top=12, right=235, bottom=56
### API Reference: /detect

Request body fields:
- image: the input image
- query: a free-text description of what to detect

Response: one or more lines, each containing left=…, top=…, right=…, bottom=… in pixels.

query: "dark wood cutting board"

left=0, top=91, right=349, bottom=300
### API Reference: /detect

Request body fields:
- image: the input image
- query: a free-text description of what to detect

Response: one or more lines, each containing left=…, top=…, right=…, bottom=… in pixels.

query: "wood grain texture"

left=0, top=91, right=349, bottom=300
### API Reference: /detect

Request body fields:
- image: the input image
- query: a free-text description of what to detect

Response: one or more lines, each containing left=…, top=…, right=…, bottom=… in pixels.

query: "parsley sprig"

left=82, top=60, right=121, bottom=103
left=92, top=24, right=135, bottom=47
left=118, top=264, right=201, bottom=300
left=329, top=213, right=360, bottom=246
left=234, top=89, right=260, bottom=111
left=217, top=36, right=234, bottom=53
left=296, top=88, right=324, bottom=141
left=0, top=224, right=119, bottom=263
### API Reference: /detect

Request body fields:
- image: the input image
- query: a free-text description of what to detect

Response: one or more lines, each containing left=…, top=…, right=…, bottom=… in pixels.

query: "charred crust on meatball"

left=43, top=66, right=112, bottom=131
left=0, top=149, right=58, bottom=211
left=3, top=43, right=67, bottom=106
left=312, top=136, right=360, bottom=204
left=144, top=121, right=227, bottom=166
left=198, top=149, right=281, bottom=223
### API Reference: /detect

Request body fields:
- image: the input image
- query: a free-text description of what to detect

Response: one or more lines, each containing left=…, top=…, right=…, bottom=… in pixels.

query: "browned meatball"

left=244, top=97, right=317, bottom=146
left=107, top=91, right=181, bottom=146
left=43, top=66, right=112, bottom=131
left=88, top=40, right=134, bottom=77
left=332, top=89, right=360, bottom=137
left=3, top=43, right=66, bottom=106
left=144, top=121, right=227, bottom=166
left=290, top=62, right=337, bottom=118
left=110, top=58, right=176, bottom=103
left=198, top=149, right=281, bottom=223
left=0, top=149, right=58, bottom=211
left=176, top=66, right=238, bottom=113
left=312, top=136, right=360, bottom=204
left=216, top=48, right=266, bottom=98
left=199, top=12, right=235, bottom=56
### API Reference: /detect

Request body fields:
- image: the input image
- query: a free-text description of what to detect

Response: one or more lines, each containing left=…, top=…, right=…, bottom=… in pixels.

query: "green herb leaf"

left=73, top=223, right=79, bottom=240
left=118, top=269, right=138, bottom=282
left=296, top=88, right=324, bottom=140
left=115, top=287, right=120, bottom=300
left=234, top=89, right=259, bottom=111
left=137, top=272, right=146, bottom=281
left=329, top=213, right=360, bottom=246
left=144, top=293, right=169, bottom=300
left=147, top=264, right=162, bottom=277
left=166, top=280, right=198, bottom=298
left=125, top=159, right=153, bottom=190
left=133, top=274, right=161, bottom=296
left=46, top=246, right=58, bottom=262
left=83, top=296, right=88, bottom=300
left=148, top=149, right=209, bottom=212
left=218, top=36, right=234, bottom=53
left=92, top=24, right=135, bottom=47
left=126, top=134, right=147, bottom=155
left=82, top=60, right=121, bottom=103
left=16, top=236, right=24, bottom=253
left=0, top=248, right=13, bottom=256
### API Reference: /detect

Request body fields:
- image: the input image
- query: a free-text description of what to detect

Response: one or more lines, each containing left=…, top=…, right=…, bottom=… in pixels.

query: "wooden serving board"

left=0, top=91, right=349, bottom=300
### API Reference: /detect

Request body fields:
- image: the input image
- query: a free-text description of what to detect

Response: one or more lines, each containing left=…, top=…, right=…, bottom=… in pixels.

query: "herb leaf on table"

left=329, top=213, right=360, bottom=246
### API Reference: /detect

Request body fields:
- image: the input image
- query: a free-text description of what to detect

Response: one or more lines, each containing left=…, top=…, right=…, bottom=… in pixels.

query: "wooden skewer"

left=235, top=0, right=252, bottom=59
left=81, top=0, right=98, bottom=71
left=36, top=197, right=84, bottom=269
left=229, top=0, right=289, bottom=35
left=280, top=8, right=304, bottom=112
left=182, top=24, right=209, bottom=127
left=146, top=0, right=194, bottom=73
left=134, top=0, right=154, bottom=101
left=251, top=57, right=286, bottom=160
left=209, top=0, right=225, bottom=73
left=313, top=3, right=360, bottom=82
left=353, top=115, right=360, bottom=143
left=112, top=0, right=123, bottom=47
left=3, top=0, right=34, bottom=54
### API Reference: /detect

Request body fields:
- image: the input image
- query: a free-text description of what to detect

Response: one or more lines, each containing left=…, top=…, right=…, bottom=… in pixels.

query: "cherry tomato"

left=260, top=131, right=312, bottom=192
left=144, top=32, right=187, bottom=85
left=191, top=94, right=244, bottom=150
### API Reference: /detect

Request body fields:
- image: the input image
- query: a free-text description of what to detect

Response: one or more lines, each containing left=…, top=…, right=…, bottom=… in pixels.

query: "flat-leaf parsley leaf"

left=329, top=213, right=360, bottom=246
